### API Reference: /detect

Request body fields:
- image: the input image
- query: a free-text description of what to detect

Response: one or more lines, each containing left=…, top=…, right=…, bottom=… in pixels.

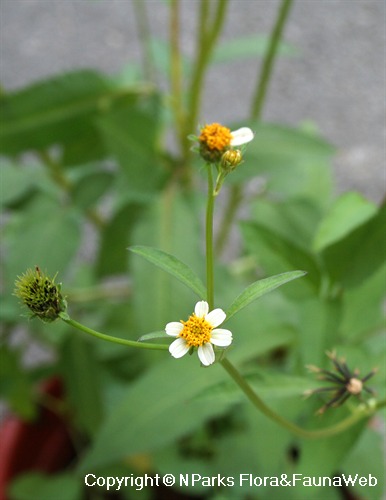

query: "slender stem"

left=182, top=0, right=229, bottom=162
left=39, top=151, right=105, bottom=229
left=250, top=0, right=294, bottom=121
left=170, top=0, right=185, bottom=152
left=221, top=358, right=385, bottom=439
left=206, top=165, right=215, bottom=309
left=215, top=184, right=242, bottom=254
left=216, top=0, right=294, bottom=254
left=61, top=315, right=169, bottom=351
left=133, top=0, right=156, bottom=83
left=39, top=150, right=72, bottom=191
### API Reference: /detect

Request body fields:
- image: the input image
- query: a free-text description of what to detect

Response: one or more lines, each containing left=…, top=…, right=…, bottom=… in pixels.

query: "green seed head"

left=14, top=267, right=67, bottom=322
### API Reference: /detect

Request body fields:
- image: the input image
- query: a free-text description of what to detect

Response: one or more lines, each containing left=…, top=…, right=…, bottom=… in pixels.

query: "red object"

left=0, top=378, right=76, bottom=500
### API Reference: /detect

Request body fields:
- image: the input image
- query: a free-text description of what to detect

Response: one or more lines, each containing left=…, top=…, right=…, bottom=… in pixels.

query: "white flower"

left=166, top=301, right=232, bottom=366
left=230, top=127, right=254, bottom=146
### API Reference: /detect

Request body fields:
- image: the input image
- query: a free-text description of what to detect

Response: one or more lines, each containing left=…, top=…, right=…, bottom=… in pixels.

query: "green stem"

left=206, top=165, right=215, bottom=309
left=183, top=0, right=228, bottom=162
left=133, top=0, right=156, bottom=83
left=61, top=315, right=169, bottom=351
left=215, top=184, right=242, bottom=254
left=216, top=0, right=294, bottom=254
left=170, top=0, right=185, bottom=152
left=221, top=358, right=385, bottom=439
left=250, top=0, right=294, bottom=121
left=39, top=151, right=105, bottom=229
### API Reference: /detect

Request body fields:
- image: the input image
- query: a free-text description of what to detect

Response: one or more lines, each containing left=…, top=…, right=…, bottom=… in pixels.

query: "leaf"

left=59, top=336, right=103, bottom=437
left=96, top=93, right=163, bottom=199
left=313, top=192, right=377, bottom=252
left=4, top=195, right=81, bottom=283
left=241, top=221, right=321, bottom=298
left=9, top=473, right=81, bottom=500
left=0, top=346, right=35, bottom=419
left=78, top=355, right=231, bottom=472
left=342, top=428, right=385, bottom=500
left=96, top=202, right=144, bottom=277
left=137, top=331, right=170, bottom=342
left=0, top=162, right=34, bottom=207
left=0, top=70, right=136, bottom=157
left=212, top=35, right=297, bottom=64
left=72, top=171, right=114, bottom=210
left=129, top=245, right=206, bottom=298
left=321, top=202, right=386, bottom=287
left=229, top=122, right=334, bottom=205
left=226, top=270, right=306, bottom=320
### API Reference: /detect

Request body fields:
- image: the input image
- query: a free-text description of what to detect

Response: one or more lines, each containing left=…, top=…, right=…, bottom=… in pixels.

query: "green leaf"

left=213, top=35, right=297, bottom=64
left=59, top=335, right=103, bottom=437
left=78, top=355, right=231, bottom=472
left=97, top=93, right=163, bottom=199
left=4, top=195, right=81, bottom=283
left=130, top=192, right=204, bottom=332
left=129, top=245, right=206, bottom=298
left=0, top=346, right=35, bottom=419
left=0, top=70, right=136, bottom=157
left=229, top=122, right=334, bottom=205
left=137, top=331, right=170, bottom=342
left=72, top=171, right=114, bottom=210
left=96, top=202, right=144, bottom=277
left=321, top=202, right=386, bottom=287
left=241, top=221, right=321, bottom=298
left=0, top=162, right=34, bottom=207
left=226, top=270, right=306, bottom=320
left=313, top=192, right=377, bottom=252
left=9, top=473, right=81, bottom=500
left=342, top=428, right=385, bottom=500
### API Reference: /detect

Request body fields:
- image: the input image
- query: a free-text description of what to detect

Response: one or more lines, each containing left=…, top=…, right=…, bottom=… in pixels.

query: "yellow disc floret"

left=198, top=123, right=232, bottom=163
left=199, top=123, right=232, bottom=151
left=179, top=314, right=213, bottom=347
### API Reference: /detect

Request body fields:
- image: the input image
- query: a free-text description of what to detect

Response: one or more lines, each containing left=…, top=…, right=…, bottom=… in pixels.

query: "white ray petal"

left=230, top=127, right=254, bottom=146
left=205, top=308, right=226, bottom=328
left=165, top=322, right=184, bottom=337
left=211, top=328, right=233, bottom=346
left=198, top=343, right=215, bottom=366
left=169, top=338, right=189, bottom=358
left=195, top=300, right=209, bottom=318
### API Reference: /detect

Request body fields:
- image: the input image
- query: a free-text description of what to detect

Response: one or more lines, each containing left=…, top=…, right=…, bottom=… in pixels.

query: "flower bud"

left=220, top=149, right=243, bottom=172
left=14, top=267, right=67, bottom=322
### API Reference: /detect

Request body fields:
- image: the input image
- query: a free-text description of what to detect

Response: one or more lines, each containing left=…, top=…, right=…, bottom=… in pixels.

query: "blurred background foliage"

left=0, top=1, right=385, bottom=499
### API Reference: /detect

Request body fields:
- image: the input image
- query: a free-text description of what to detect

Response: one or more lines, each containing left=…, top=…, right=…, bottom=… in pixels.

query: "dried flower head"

left=305, top=351, right=377, bottom=414
left=14, top=267, right=67, bottom=322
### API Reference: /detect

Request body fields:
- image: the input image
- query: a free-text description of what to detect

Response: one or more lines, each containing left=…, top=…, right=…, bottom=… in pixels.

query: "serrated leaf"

left=129, top=245, right=206, bottom=298
left=226, top=270, right=306, bottom=320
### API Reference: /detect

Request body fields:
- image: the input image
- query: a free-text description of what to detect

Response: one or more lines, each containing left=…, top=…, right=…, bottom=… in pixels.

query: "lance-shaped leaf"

left=129, top=245, right=206, bottom=298
left=137, top=331, right=170, bottom=342
left=226, top=270, right=306, bottom=320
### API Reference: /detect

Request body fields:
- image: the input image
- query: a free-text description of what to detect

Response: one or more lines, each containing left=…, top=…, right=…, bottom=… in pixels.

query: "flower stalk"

left=60, top=314, right=169, bottom=352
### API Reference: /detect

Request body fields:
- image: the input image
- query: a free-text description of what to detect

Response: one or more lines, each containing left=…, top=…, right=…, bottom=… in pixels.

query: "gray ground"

left=0, top=0, right=385, bottom=202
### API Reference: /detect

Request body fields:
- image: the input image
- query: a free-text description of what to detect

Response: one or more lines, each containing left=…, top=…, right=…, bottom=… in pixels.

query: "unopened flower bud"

left=221, top=149, right=243, bottom=172
left=14, top=267, right=67, bottom=322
